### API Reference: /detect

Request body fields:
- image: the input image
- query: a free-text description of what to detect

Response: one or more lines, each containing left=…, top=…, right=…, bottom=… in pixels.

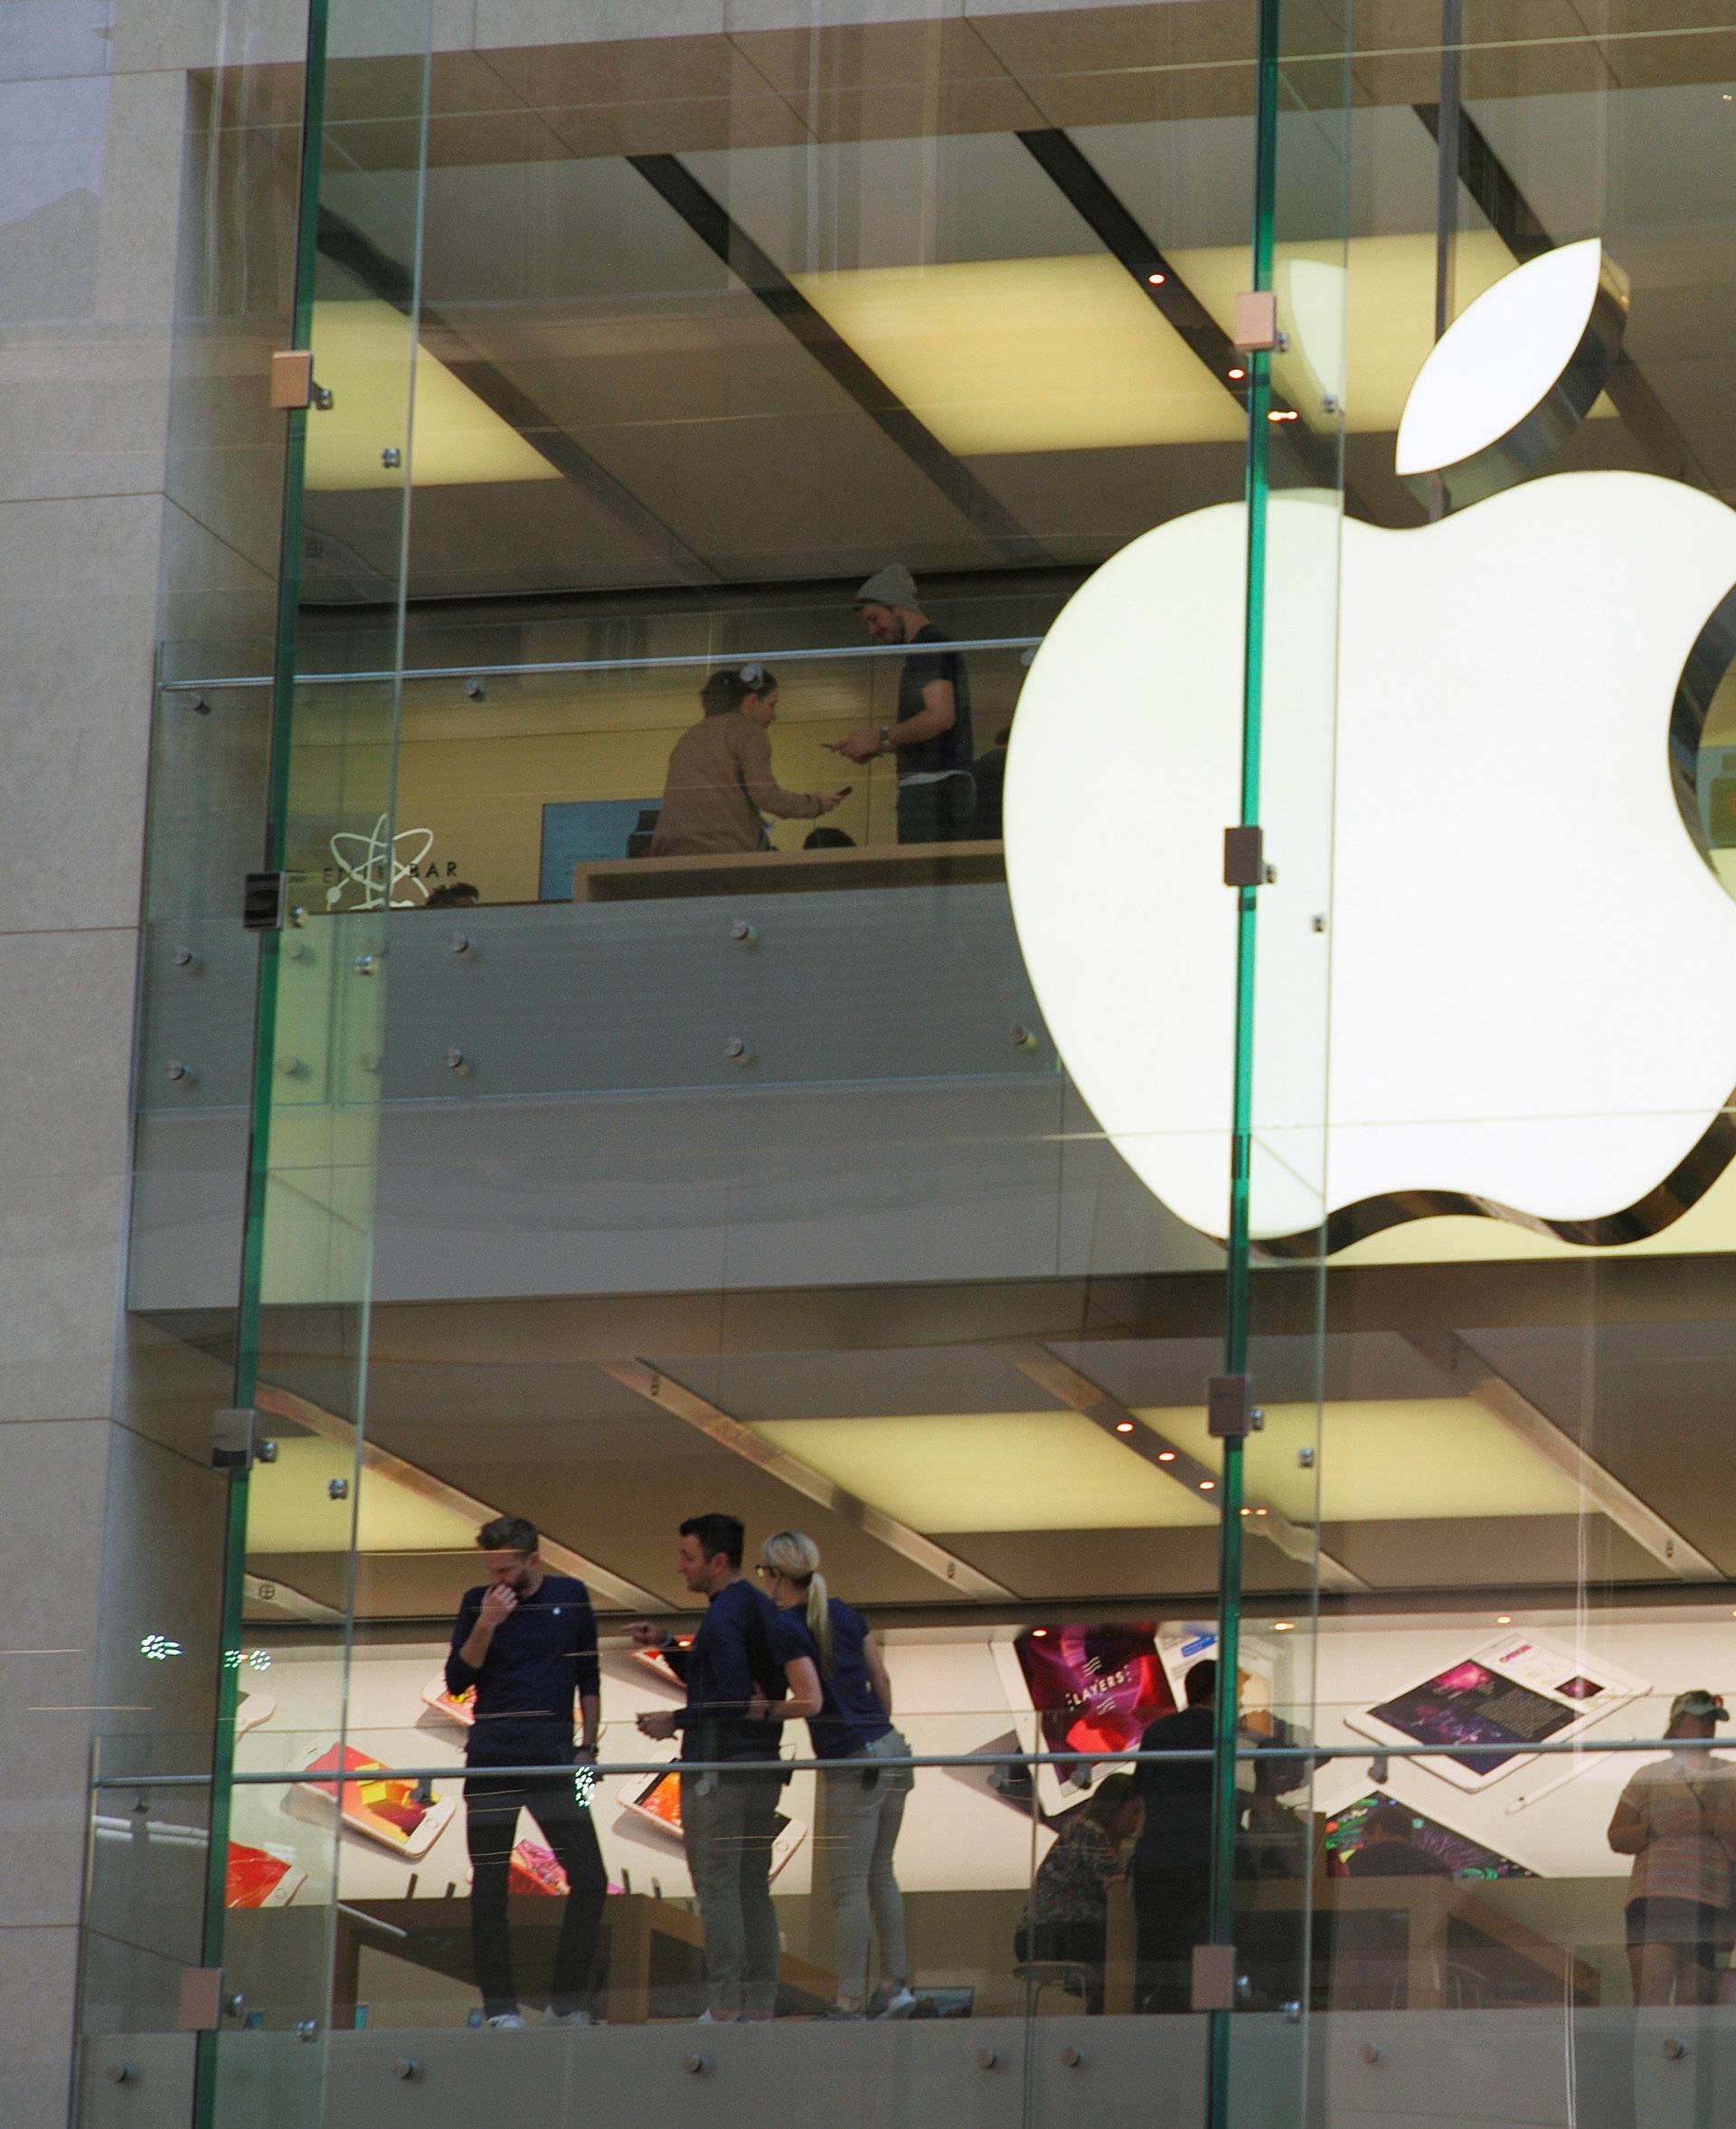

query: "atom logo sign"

left=327, top=814, right=436, bottom=910
left=1005, top=241, right=1736, bottom=1255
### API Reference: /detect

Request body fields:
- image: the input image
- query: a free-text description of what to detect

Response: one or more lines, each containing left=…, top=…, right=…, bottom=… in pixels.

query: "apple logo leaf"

left=1394, top=238, right=1628, bottom=509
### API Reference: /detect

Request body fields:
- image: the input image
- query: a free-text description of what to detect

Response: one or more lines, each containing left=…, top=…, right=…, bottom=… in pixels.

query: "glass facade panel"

left=66, top=1, right=1736, bottom=2126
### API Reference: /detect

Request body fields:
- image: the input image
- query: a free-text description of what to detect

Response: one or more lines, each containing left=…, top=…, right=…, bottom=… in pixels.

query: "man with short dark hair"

left=634, top=1512, right=786, bottom=2020
left=833, top=565, right=976, bottom=844
left=1130, top=1657, right=1219, bottom=2012
left=446, top=1514, right=608, bottom=2030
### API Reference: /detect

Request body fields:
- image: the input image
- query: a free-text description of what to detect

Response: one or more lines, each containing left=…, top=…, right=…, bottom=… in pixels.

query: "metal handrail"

left=93, top=1734, right=1717, bottom=1790
left=159, top=633, right=1046, bottom=697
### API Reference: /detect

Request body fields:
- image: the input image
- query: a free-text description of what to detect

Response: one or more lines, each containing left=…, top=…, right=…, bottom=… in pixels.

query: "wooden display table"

left=573, top=840, right=1005, bottom=902
left=1100, top=1874, right=1599, bottom=2013
left=330, top=1890, right=835, bottom=2024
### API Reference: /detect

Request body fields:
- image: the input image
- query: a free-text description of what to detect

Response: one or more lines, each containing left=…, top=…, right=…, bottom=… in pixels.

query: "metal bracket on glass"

left=177, top=1968, right=225, bottom=2032
left=269, top=351, right=332, bottom=412
left=1231, top=291, right=1280, bottom=352
left=212, top=1407, right=262, bottom=1471
left=1207, top=1374, right=1262, bottom=1439
left=1191, top=1944, right=1238, bottom=2011
left=242, top=870, right=288, bottom=932
left=1222, top=825, right=1271, bottom=888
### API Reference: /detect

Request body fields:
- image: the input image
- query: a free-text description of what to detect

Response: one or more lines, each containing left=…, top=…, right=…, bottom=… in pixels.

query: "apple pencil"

left=1505, top=1753, right=1597, bottom=1815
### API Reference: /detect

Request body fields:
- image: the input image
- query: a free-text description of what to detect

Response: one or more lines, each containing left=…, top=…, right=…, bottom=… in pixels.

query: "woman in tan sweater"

left=649, top=664, right=844, bottom=857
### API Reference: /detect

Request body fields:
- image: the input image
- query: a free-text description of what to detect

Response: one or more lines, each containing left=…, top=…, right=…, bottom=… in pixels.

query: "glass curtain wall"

left=81, top=0, right=433, bottom=2123
left=80, top=0, right=1736, bottom=2126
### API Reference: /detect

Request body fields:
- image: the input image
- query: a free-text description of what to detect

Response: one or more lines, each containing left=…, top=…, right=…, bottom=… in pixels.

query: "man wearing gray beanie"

left=833, top=566, right=976, bottom=844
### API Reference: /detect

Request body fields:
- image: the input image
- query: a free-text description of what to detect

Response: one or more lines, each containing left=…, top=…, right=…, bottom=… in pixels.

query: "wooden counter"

left=574, top=840, right=1005, bottom=902
left=1101, top=1874, right=1600, bottom=2014
left=331, top=1890, right=835, bottom=2024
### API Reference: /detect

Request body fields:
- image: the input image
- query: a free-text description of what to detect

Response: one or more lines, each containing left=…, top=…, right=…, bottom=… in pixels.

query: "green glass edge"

left=191, top=0, right=333, bottom=2115
left=1205, top=0, right=1282, bottom=2122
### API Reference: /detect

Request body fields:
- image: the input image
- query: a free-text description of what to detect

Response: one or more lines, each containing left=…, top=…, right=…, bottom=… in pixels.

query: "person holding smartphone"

left=634, top=1513, right=787, bottom=2021
left=750, top=1529, right=918, bottom=2020
left=445, top=1515, right=606, bottom=2030
left=649, top=664, right=845, bottom=857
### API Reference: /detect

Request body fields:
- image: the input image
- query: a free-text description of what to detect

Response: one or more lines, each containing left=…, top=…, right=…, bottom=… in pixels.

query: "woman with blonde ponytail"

left=754, top=1530, right=915, bottom=2019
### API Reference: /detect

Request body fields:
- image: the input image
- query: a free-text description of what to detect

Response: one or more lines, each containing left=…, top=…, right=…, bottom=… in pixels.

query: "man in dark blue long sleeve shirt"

left=446, top=1514, right=608, bottom=2028
left=635, top=1511, right=786, bottom=2020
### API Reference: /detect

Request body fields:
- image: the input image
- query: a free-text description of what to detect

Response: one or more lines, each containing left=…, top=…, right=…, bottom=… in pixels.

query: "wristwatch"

left=878, top=725, right=892, bottom=755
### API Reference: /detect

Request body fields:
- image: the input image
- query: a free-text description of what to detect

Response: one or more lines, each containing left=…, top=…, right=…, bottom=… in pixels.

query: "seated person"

left=1345, top=1803, right=1451, bottom=1878
left=424, top=880, right=480, bottom=908
left=650, top=664, right=843, bottom=857
left=1014, top=1773, right=1142, bottom=2012
left=1237, top=1719, right=1312, bottom=1881
left=1333, top=1802, right=1450, bottom=2011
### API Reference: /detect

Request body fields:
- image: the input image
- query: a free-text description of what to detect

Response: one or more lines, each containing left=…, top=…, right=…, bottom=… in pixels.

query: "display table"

left=573, top=840, right=1005, bottom=901
left=1100, top=1875, right=1600, bottom=2013
left=330, top=1890, right=835, bottom=2024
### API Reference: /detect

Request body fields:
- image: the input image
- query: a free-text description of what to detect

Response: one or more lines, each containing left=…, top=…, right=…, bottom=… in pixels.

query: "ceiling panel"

left=664, top=1345, right=1063, bottom=1418
left=683, top=130, right=1097, bottom=275
left=364, top=1405, right=983, bottom=1609
left=1465, top=1320, right=1736, bottom=1575
left=750, top=1411, right=1220, bottom=1530
left=1318, top=1513, right=1661, bottom=1589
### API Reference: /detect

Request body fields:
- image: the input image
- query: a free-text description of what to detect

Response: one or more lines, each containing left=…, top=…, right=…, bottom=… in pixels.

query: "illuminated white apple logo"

left=1005, top=241, right=1736, bottom=1251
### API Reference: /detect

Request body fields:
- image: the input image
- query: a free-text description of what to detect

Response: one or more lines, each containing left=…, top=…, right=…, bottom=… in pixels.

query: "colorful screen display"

left=1014, top=1623, right=1175, bottom=1759
left=1367, top=1661, right=1576, bottom=1774
left=302, top=1744, right=441, bottom=1852
left=1324, top=1791, right=1535, bottom=1881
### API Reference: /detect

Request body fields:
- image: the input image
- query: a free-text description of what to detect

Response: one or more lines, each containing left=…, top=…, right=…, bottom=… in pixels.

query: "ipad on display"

left=632, top=1641, right=693, bottom=1689
left=1323, top=1790, right=1537, bottom=1880
left=991, top=1625, right=1170, bottom=1815
left=289, top=1740, right=457, bottom=1859
left=420, top=1674, right=476, bottom=1727
left=617, top=1768, right=806, bottom=1878
left=1345, top=1634, right=1646, bottom=1791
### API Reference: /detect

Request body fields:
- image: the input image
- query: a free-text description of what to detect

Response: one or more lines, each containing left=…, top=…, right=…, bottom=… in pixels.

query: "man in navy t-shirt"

left=834, top=564, right=976, bottom=845
left=446, top=1513, right=608, bottom=2029
left=635, top=1512, right=785, bottom=2020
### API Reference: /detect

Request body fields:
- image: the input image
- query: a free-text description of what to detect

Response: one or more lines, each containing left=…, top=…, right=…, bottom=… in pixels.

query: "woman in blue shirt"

left=752, top=1529, right=916, bottom=2019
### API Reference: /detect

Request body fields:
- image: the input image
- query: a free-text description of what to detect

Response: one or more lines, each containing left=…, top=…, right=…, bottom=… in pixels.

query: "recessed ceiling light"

left=1273, top=1621, right=1295, bottom=1632
left=1157, top=1450, right=1176, bottom=1462
left=1115, top=1419, right=1135, bottom=1434
left=1146, top=270, right=1167, bottom=287
left=1228, top=365, right=1246, bottom=381
left=1495, top=1613, right=1513, bottom=1624
left=1199, top=1479, right=1216, bottom=1491
left=1031, top=1627, right=1050, bottom=1639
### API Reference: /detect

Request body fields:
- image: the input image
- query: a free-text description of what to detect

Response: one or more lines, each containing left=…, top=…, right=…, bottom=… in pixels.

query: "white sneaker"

left=876, top=1988, right=918, bottom=2020
left=544, top=2008, right=595, bottom=2028
left=485, top=2013, right=525, bottom=2030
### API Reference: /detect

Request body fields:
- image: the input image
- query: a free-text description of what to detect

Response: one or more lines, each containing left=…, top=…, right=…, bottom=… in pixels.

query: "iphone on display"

left=1345, top=1634, right=1647, bottom=1792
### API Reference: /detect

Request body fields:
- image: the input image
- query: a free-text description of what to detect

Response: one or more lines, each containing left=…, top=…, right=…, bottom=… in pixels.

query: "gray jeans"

left=823, top=1730, right=912, bottom=2006
left=681, top=1767, right=784, bottom=2017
